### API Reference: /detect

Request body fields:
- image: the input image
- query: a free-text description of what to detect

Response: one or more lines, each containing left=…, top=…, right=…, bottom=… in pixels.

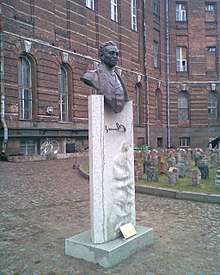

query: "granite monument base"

left=65, top=226, right=153, bottom=268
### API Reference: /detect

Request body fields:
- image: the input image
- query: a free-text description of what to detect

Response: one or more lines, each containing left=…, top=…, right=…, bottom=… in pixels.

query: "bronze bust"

left=81, top=41, right=128, bottom=113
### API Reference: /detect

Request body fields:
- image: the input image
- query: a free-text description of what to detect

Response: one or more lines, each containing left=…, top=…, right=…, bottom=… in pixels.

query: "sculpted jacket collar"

left=96, top=64, right=128, bottom=113
left=81, top=63, right=129, bottom=113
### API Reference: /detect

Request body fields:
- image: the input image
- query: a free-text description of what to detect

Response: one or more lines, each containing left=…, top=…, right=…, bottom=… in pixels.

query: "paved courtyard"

left=0, top=158, right=220, bottom=275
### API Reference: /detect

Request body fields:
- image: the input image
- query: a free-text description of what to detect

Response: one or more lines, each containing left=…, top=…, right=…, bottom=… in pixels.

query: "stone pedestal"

left=65, top=226, right=153, bottom=268
left=88, top=95, right=135, bottom=244
left=65, top=95, right=153, bottom=267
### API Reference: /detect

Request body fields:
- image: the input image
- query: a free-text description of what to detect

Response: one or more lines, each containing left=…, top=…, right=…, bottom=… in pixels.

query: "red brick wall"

left=0, top=0, right=219, bottom=155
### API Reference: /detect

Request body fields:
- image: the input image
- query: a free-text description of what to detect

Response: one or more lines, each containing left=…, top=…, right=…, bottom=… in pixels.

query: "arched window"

left=18, top=56, right=32, bottom=120
left=135, top=84, right=142, bottom=126
left=208, top=92, right=218, bottom=119
left=58, top=65, right=69, bottom=121
left=156, top=89, right=161, bottom=121
left=178, top=91, right=189, bottom=121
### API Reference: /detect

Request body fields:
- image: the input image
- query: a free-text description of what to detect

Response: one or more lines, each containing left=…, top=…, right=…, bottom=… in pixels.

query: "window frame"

left=18, top=55, right=33, bottom=120
left=207, top=46, right=216, bottom=53
left=176, top=47, right=187, bottom=72
left=176, top=3, right=187, bottom=22
left=153, top=0, right=159, bottom=16
left=178, top=91, right=189, bottom=121
left=206, top=46, right=217, bottom=72
left=131, top=0, right=137, bottom=31
left=86, top=0, right=95, bottom=10
left=205, top=3, right=215, bottom=12
left=111, top=0, right=118, bottom=22
left=153, top=41, right=159, bottom=68
left=58, top=65, right=69, bottom=122
left=208, top=91, right=218, bottom=119
left=20, top=139, right=38, bottom=156
left=179, top=137, right=190, bottom=147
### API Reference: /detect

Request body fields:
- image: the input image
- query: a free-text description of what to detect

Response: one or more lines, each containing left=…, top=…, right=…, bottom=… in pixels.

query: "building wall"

left=0, top=0, right=219, bottom=156
left=0, top=0, right=149, bottom=155
left=168, top=0, right=220, bottom=148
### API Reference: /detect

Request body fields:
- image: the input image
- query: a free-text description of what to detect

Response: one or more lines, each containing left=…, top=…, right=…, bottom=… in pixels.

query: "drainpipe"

left=143, top=0, right=149, bottom=145
left=165, top=0, right=171, bottom=148
left=0, top=31, right=8, bottom=154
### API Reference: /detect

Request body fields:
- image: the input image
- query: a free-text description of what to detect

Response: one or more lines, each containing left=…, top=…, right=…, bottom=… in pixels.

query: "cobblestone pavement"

left=0, top=158, right=220, bottom=275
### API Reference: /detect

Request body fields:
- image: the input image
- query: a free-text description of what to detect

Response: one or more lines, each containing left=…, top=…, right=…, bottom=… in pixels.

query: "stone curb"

left=136, top=185, right=220, bottom=204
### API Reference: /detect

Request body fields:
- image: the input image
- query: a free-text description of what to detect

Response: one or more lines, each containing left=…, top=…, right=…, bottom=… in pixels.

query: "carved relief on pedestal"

left=107, top=142, right=135, bottom=241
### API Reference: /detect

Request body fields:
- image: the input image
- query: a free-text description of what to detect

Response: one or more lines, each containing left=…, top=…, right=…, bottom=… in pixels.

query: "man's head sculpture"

left=99, top=41, right=119, bottom=69
left=81, top=41, right=128, bottom=113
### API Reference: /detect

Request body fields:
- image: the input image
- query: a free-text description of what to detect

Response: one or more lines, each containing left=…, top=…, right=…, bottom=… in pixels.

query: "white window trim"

left=131, top=0, right=137, bottom=31
left=111, top=0, right=118, bottom=22
left=86, top=0, right=94, bottom=10
left=176, top=47, right=187, bottom=72
left=176, top=3, right=187, bottom=22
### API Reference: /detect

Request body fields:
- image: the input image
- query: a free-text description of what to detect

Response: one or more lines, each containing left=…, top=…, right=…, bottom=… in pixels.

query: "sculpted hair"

left=99, top=41, right=118, bottom=59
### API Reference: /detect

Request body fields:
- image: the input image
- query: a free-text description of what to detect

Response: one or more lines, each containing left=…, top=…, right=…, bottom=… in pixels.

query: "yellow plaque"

left=120, top=223, right=136, bottom=239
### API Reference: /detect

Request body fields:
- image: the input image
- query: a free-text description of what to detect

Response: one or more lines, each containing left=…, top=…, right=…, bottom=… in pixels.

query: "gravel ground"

left=0, top=158, right=220, bottom=275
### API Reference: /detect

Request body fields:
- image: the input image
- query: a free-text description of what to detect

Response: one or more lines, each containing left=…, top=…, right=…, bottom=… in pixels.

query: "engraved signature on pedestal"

left=105, top=122, right=126, bottom=133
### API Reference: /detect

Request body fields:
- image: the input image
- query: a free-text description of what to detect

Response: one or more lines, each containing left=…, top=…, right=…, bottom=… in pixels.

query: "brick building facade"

left=0, top=0, right=219, bottom=157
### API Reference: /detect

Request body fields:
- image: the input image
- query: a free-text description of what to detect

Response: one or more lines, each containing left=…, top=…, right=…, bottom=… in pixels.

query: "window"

left=176, top=3, right=187, bottom=22
left=179, top=137, right=190, bottom=147
left=153, top=0, right=159, bottom=16
left=18, top=56, right=32, bottom=120
left=111, top=0, right=118, bottom=22
left=205, top=3, right=215, bottom=11
left=66, top=143, right=75, bottom=153
left=58, top=65, right=69, bottom=121
left=153, top=41, right=159, bottom=68
left=178, top=92, right=189, bottom=121
left=205, top=3, right=216, bottom=21
left=206, top=46, right=216, bottom=71
left=20, top=139, right=38, bottom=155
left=156, top=89, right=161, bottom=120
left=207, top=46, right=216, bottom=52
left=176, top=47, right=187, bottom=72
left=86, top=0, right=94, bottom=10
left=208, top=92, right=218, bottom=119
left=157, top=137, right=163, bottom=148
left=131, top=0, right=137, bottom=31
left=135, top=84, right=142, bottom=126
